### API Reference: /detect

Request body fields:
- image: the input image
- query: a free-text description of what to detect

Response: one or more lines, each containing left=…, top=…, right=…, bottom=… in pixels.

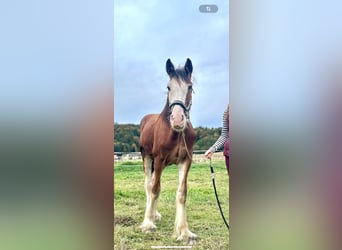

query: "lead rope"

left=182, top=131, right=193, bottom=161
left=210, top=159, right=230, bottom=230
left=182, top=131, right=229, bottom=230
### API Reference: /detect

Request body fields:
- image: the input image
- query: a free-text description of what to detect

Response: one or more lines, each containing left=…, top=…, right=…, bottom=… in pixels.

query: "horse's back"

left=140, top=114, right=158, bottom=131
left=140, top=114, right=159, bottom=156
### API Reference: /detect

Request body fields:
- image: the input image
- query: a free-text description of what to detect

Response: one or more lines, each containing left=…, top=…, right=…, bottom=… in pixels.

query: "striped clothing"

left=210, top=107, right=229, bottom=153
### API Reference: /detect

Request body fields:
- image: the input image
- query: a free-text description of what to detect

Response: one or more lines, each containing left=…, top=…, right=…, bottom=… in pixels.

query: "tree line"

left=114, top=123, right=222, bottom=152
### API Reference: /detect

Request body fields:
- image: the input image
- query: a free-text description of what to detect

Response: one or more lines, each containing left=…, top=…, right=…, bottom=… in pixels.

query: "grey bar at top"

left=199, top=4, right=218, bottom=13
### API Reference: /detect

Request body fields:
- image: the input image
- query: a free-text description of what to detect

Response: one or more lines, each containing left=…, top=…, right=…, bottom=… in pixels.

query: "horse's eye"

left=167, top=86, right=170, bottom=91
left=188, top=86, right=193, bottom=91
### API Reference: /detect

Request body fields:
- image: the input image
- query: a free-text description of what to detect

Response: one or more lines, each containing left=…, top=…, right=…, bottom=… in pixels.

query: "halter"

left=168, top=100, right=192, bottom=118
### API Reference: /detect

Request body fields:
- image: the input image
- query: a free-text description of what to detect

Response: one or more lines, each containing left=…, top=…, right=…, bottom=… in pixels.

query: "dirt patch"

left=114, top=216, right=136, bottom=227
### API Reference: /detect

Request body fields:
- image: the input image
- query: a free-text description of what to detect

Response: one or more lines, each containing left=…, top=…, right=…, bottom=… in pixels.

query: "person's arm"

left=204, top=109, right=228, bottom=159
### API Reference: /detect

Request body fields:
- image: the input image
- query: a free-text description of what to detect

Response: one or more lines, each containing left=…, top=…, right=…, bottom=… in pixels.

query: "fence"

left=114, top=150, right=225, bottom=163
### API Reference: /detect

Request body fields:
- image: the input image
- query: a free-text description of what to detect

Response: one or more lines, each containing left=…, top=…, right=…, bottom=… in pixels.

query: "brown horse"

left=139, top=58, right=197, bottom=243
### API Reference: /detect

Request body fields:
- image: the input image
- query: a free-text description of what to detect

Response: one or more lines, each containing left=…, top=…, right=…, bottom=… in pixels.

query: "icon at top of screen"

left=199, top=5, right=218, bottom=13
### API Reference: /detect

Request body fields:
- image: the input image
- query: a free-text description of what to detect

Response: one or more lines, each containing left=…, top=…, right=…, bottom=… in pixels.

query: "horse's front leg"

left=140, top=157, right=162, bottom=233
left=173, top=161, right=197, bottom=243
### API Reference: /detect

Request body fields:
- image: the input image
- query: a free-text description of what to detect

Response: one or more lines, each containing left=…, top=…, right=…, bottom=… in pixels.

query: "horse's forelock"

left=171, top=68, right=192, bottom=84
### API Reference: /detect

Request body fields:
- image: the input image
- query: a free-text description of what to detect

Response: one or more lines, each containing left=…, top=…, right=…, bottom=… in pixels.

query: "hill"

left=114, top=123, right=222, bottom=152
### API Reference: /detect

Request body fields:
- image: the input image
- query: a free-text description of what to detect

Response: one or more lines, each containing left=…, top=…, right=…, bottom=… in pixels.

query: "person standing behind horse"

left=204, top=105, right=230, bottom=174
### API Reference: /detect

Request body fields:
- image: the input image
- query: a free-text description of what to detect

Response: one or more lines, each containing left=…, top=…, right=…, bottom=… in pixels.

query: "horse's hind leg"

left=173, top=161, right=197, bottom=243
left=140, top=156, right=161, bottom=233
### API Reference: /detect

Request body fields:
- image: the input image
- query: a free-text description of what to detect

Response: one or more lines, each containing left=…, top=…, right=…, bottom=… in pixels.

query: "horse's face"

left=166, top=58, right=193, bottom=132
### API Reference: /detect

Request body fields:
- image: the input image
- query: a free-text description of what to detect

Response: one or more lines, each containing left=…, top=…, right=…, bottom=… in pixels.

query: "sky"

left=0, top=0, right=113, bottom=125
left=114, top=1, right=229, bottom=128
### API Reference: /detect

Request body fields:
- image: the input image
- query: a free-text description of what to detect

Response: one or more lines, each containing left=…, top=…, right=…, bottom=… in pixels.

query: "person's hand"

left=204, top=149, right=214, bottom=159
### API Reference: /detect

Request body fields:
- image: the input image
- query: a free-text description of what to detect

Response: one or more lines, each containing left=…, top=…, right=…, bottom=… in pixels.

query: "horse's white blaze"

left=168, top=79, right=188, bottom=130
left=168, top=79, right=188, bottom=104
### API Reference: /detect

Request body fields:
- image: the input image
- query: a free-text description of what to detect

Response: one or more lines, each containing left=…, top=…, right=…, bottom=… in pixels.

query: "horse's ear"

left=166, top=59, right=175, bottom=77
left=184, top=58, right=193, bottom=76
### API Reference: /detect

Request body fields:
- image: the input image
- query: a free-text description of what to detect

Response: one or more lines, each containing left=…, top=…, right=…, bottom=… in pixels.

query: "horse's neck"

left=160, top=100, right=170, bottom=122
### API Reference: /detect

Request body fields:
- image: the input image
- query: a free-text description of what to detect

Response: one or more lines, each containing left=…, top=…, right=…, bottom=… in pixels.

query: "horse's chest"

left=158, top=138, right=190, bottom=164
left=170, top=144, right=187, bottom=159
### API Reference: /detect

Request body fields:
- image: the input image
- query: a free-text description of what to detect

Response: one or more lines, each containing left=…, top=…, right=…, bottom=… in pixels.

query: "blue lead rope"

left=209, top=159, right=230, bottom=230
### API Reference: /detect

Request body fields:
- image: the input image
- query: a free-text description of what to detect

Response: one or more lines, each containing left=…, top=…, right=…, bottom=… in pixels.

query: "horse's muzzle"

left=170, top=105, right=186, bottom=131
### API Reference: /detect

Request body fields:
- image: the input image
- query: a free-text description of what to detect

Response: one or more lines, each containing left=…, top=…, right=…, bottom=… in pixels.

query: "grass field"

left=114, top=159, right=229, bottom=250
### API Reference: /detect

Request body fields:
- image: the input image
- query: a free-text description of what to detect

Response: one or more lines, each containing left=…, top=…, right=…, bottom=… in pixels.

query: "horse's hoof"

left=174, top=230, right=197, bottom=244
left=155, top=211, right=162, bottom=221
left=140, top=221, right=157, bottom=233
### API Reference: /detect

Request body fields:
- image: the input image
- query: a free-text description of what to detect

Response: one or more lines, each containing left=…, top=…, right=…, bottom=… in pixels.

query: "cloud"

left=114, top=1, right=229, bottom=127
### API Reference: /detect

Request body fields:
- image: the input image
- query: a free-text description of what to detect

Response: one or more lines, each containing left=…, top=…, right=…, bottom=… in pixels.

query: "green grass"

left=114, top=160, right=229, bottom=250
